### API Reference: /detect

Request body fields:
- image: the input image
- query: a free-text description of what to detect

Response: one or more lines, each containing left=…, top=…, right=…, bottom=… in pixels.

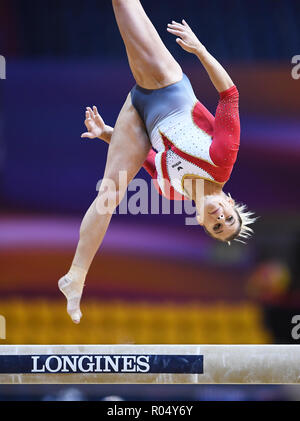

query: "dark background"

left=0, top=0, right=299, bottom=401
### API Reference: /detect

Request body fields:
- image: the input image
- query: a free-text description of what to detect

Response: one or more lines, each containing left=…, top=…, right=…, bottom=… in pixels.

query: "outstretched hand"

left=167, top=20, right=205, bottom=55
left=81, top=106, right=107, bottom=139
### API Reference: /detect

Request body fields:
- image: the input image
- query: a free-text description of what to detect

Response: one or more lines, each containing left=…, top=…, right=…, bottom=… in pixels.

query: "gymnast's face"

left=197, top=194, right=240, bottom=242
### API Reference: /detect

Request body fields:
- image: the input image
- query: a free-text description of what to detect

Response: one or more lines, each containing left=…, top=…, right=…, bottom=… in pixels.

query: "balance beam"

left=0, top=345, right=299, bottom=384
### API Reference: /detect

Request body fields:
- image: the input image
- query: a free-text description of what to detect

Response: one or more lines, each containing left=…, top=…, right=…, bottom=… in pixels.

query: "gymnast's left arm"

left=167, top=20, right=234, bottom=93
left=210, top=86, right=240, bottom=167
left=167, top=20, right=240, bottom=166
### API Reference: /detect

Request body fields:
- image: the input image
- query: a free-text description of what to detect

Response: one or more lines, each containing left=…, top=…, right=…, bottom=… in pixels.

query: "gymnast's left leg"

left=59, top=95, right=151, bottom=323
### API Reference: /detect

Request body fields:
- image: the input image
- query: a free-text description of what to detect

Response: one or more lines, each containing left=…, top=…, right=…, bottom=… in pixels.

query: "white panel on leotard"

left=150, top=110, right=213, bottom=160
left=159, top=112, right=214, bottom=165
left=166, top=149, right=214, bottom=197
left=149, top=109, right=217, bottom=199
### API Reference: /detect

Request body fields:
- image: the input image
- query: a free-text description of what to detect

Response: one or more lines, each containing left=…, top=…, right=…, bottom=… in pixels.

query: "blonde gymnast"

left=59, top=0, right=256, bottom=323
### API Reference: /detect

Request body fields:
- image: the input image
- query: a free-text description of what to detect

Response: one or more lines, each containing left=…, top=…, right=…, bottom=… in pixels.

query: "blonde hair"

left=228, top=202, right=258, bottom=245
left=202, top=193, right=258, bottom=245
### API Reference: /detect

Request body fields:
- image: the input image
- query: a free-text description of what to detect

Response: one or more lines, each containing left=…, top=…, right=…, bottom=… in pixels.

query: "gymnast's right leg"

left=112, top=0, right=182, bottom=89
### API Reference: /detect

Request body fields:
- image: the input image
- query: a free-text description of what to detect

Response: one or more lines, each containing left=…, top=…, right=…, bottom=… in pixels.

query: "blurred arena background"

left=0, top=0, right=299, bottom=401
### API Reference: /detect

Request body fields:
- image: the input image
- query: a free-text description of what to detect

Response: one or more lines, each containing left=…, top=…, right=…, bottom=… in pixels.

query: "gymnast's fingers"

left=182, top=19, right=191, bottom=29
left=81, top=132, right=94, bottom=139
left=84, top=113, right=94, bottom=131
left=167, top=27, right=184, bottom=37
left=176, top=38, right=190, bottom=49
left=86, top=107, right=95, bottom=119
left=168, top=23, right=184, bottom=31
left=172, top=20, right=183, bottom=27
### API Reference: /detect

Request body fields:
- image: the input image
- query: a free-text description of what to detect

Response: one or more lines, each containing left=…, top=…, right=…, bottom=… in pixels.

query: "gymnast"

left=59, top=0, right=256, bottom=323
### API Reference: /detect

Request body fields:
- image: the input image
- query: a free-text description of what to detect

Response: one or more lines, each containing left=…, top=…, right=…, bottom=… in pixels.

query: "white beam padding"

left=0, top=345, right=299, bottom=384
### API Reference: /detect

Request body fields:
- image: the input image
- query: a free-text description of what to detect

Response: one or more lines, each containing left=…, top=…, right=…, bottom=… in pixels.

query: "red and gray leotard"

left=131, top=73, right=240, bottom=200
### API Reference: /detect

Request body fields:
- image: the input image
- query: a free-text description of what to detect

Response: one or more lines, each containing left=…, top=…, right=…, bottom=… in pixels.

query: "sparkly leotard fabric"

left=132, top=75, right=240, bottom=200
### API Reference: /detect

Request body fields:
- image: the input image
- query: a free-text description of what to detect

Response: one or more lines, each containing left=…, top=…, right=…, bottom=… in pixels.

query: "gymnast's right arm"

left=81, top=106, right=157, bottom=178
left=167, top=20, right=234, bottom=93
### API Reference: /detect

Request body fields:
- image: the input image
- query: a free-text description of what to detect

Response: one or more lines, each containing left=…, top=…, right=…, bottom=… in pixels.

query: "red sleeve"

left=210, top=85, right=240, bottom=167
left=192, top=101, right=215, bottom=137
left=142, top=148, right=157, bottom=178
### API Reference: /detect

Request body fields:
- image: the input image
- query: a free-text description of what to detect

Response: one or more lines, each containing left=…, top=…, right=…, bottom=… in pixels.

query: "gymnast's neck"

left=183, top=176, right=224, bottom=203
